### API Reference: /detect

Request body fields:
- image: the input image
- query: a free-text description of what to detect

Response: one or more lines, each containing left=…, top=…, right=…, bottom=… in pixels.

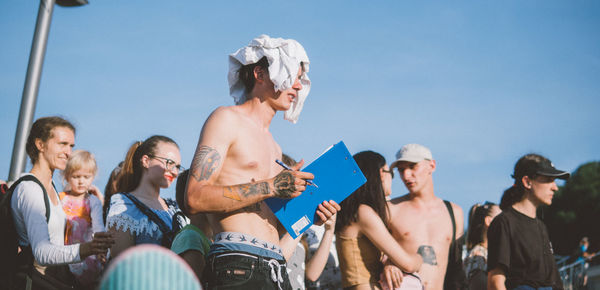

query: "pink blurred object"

left=379, top=272, right=424, bottom=290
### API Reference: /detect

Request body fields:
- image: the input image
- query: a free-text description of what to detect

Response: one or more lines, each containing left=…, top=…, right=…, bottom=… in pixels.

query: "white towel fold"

left=228, top=35, right=311, bottom=123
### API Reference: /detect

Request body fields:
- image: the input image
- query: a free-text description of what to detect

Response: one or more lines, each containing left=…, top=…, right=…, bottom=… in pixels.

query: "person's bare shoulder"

left=449, top=201, right=463, bottom=214
left=389, top=193, right=411, bottom=206
left=357, top=203, right=377, bottom=218
left=445, top=201, right=463, bottom=220
left=200, top=106, right=244, bottom=140
left=205, top=105, right=242, bottom=125
left=449, top=201, right=464, bottom=235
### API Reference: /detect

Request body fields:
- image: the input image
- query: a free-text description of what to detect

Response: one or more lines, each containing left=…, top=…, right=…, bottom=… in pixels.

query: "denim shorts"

left=205, top=252, right=292, bottom=290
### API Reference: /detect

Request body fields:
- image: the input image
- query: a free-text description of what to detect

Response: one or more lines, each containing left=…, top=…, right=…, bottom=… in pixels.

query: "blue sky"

left=1, top=1, right=599, bottom=224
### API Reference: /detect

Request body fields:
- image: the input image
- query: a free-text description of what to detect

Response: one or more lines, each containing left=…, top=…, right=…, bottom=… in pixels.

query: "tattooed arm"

left=186, top=148, right=312, bottom=213
left=185, top=108, right=314, bottom=214
left=357, top=204, right=422, bottom=273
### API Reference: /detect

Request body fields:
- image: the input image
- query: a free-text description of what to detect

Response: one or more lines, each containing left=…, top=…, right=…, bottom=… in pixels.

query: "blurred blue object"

left=100, top=244, right=201, bottom=290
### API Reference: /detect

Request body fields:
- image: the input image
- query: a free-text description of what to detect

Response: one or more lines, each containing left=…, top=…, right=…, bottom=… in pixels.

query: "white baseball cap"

left=390, top=144, right=433, bottom=168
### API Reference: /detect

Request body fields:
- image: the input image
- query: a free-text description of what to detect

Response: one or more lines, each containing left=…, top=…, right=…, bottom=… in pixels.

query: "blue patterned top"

left=106, top=193, right=185, bottom=245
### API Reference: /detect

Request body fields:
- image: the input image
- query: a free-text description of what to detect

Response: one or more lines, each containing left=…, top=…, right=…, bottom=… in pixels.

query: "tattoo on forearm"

left=223, top=182, right=270, bottom=201
left=223, top=187, right=242, bottom=201
left=418, top=245, right=438, bottom=265
left=273, top=171, right=296, bottom=198
left=191, top=145, right=221, bottom=182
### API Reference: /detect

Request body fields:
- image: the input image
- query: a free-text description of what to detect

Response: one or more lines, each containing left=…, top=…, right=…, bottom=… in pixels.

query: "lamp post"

left=7, top=0, right=88, bottom=182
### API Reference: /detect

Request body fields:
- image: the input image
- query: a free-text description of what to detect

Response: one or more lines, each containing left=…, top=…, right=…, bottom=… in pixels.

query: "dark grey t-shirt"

left=487, top=207, right=563, bottom=289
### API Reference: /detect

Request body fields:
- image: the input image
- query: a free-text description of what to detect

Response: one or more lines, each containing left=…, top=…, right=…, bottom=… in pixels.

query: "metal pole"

left=8, top=0, right=56, bottom=182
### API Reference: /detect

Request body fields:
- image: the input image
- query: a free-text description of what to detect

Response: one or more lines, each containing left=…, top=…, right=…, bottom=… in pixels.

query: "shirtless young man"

left=185, top=35, right=339, bottom=290
left=384, top=144, right=465, bottom=290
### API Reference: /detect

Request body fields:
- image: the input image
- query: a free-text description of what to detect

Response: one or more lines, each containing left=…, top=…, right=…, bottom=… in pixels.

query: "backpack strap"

left=9, top=175, right=51, bottom=222
left=443, top=200, right=456, bottom=242
left=443, top=201, right=468, bottom=289
left=121, top=193, right=172, bottom=236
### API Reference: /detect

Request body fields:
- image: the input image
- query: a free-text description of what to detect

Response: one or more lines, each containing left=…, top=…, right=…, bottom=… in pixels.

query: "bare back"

left=388, top=195, right=462, bottom=290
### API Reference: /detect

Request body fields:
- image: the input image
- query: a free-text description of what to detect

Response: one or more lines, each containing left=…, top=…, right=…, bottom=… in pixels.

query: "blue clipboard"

left=265, top=141, right=366, bottom=239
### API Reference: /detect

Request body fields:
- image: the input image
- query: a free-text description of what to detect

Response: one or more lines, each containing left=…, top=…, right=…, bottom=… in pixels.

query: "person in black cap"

left=488, top=153, right=569, bottom=290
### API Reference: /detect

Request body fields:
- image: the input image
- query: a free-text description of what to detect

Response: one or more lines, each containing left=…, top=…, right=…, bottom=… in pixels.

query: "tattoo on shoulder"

left=223, top=182, right=270, bottom=201
left=191, top=145, right=221, bottom=182
left=418, top=245, right=438, bottom=265
left=273, top=171, right=295, bottom=198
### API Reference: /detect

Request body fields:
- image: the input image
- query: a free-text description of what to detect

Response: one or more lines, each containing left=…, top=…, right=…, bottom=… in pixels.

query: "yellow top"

left=336, top=234, right=382, bottom=288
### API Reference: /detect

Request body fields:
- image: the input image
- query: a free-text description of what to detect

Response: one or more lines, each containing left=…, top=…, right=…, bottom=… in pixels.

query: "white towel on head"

left=228, top=34, right=311, bottom=123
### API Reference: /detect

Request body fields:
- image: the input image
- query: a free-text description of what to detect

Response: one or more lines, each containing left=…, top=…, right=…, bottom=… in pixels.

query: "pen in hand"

left=275, top=159, right=319, bottom=188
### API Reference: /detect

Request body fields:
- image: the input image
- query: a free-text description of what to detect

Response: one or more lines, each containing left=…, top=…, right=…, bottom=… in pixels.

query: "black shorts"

left=205, top=252, right=292, bottom=290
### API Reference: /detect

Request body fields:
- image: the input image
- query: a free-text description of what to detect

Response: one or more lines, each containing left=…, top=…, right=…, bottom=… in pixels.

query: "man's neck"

left=240, top=97, right=276, bottom=129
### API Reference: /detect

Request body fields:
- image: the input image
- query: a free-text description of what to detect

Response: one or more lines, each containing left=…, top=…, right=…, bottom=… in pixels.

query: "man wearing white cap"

left=185, top=35, right=339, bottom=289
left=384, top=144, right=466, bottom=290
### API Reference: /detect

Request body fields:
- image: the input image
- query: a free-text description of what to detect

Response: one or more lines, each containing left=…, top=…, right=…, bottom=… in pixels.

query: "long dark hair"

left=103, top=161, right=123, bottom=223
left=175, top=169, right=190, bottom=216
left=500, top=153, right=549, bottom=210
left=116, top=135, right=178, bottom=193
left=26, top=116, right=76, bottom=165
left=336, top=151, right=390, bottom=231
left=466, top=202, right=497, bottom=251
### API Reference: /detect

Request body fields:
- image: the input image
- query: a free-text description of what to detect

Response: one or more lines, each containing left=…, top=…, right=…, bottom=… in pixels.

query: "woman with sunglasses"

left=488, top=154, right=569, bottom=290
left=463, top=201, right=501, bottom=290
left=106, top=135, right=187, bottom=260
left=335, top=151, right=422, bottom=290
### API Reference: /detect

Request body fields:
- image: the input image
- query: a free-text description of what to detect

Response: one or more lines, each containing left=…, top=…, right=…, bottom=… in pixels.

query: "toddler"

left=60, top=150, right=105, bottom=287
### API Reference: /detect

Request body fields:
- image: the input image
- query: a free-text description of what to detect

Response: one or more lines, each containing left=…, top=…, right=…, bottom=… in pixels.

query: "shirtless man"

left=384, top=144, right=465, bottom=290
left=185, top=35, right=339, bottom=290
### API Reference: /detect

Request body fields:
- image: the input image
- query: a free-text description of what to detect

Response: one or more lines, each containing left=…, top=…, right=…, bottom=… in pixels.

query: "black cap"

left=513, top=154, right=570, bottom=181
left=535, top=158, right=570, bottom=180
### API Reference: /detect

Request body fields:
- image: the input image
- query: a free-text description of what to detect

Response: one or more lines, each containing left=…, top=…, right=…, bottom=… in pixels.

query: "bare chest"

left=389, top=204, right=453, bottom=253
left=220, top=127, right=282, bottom=184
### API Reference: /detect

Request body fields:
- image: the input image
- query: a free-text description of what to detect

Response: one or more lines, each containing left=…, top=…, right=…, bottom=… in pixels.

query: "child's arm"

left=89, top=194, right=105, bottom=232
left=305, top=213, right=336, bottom=282
left=89, top=185, right=104, bottom=207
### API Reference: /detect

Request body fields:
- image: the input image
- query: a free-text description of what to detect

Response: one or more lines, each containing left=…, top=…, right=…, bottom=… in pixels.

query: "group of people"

left=1, top=34, right=574, bottom=290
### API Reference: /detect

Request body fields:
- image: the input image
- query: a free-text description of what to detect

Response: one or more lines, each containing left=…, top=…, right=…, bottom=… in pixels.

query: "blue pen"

left=275, top=159, right=318, bottom=188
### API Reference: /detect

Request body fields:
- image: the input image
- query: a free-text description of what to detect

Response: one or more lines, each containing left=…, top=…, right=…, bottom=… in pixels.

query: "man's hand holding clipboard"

left=273, top=158, right=340, bottom=227
left=266, top=141, right=366, bottom=239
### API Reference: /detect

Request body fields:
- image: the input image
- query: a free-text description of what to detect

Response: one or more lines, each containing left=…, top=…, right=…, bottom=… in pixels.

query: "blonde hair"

left=63, top=150, right=98, bottom=179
